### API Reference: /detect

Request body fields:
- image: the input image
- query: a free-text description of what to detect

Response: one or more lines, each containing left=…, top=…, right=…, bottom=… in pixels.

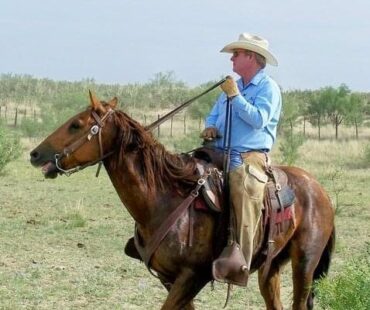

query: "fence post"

left=14, top=108, right=18, bottom=127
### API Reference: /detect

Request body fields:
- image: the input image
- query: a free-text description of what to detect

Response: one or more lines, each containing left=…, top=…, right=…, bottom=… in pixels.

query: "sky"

left=1, top=0, right=369, bottom=91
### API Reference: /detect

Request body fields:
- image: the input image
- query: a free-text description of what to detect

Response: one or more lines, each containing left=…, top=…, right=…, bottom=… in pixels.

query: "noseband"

left=55, top=108, right=115, bottom=177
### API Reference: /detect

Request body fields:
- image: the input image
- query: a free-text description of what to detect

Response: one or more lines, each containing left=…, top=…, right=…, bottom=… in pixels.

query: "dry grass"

left=0, top=125, right=370, bottom=309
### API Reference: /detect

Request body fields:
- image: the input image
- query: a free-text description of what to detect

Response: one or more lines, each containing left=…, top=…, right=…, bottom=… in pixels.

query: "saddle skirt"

left=264, top=167, right=296, bottom=233
left=195, top=160, right=224, bottom=213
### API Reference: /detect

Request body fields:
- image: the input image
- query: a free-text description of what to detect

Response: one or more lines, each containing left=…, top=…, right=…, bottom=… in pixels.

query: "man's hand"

left=220, top=76, right=239, bottom=98
left=200, top=127, right=220, bottom=141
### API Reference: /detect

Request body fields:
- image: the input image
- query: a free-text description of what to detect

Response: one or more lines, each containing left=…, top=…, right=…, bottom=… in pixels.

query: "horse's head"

left=30, top=91, right=118, bottom=178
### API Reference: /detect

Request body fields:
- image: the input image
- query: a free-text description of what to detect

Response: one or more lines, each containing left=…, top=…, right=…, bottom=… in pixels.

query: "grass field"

left=1, top=129, right=370, bottom=309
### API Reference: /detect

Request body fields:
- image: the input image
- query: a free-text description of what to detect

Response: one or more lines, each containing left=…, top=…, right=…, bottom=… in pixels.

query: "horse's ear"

left=89, top=90, right=104, bottom=112
left=108, top=97, right=118, bottom=109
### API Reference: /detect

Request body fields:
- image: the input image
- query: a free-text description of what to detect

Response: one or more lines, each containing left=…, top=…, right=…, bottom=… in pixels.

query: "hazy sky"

left=1, top=0, right=369, bottom=91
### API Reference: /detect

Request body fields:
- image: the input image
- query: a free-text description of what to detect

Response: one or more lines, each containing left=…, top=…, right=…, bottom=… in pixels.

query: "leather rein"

left=135, top=168, right=212, bottom=275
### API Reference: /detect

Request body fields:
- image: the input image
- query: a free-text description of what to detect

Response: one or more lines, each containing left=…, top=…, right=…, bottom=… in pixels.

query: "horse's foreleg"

left=258, top=264, right=283, bottom=310
left=160, top=269, right=208, bottom=310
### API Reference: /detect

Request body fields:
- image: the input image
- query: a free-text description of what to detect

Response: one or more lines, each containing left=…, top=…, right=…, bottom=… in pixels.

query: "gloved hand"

left=200, top=127, right=220, bottom=141
left=220, top=76, right=239, bottom=98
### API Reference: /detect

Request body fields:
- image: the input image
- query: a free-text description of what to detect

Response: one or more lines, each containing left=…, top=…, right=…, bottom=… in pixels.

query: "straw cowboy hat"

left=220, top=33, right=278, bottom=66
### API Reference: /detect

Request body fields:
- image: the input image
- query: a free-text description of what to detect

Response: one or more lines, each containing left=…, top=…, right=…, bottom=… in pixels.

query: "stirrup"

left=212, top=241, right=249, bottom=287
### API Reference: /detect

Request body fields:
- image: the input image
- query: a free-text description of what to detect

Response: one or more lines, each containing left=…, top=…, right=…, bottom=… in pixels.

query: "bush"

left=278, top=132, right=305, bottom=166
left=0, top=124, right=22, bottom=173
left=315, top=243, right=370, bottom=310
left=325, top=166, right=347, bottom=215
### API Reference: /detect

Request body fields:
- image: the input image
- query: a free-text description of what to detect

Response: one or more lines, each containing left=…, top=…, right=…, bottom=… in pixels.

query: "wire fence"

left=2, top=106, right=369, bottom=140
left=0, top=106, right=205, bottom=137
left=0, top=106, right=38, bottom=127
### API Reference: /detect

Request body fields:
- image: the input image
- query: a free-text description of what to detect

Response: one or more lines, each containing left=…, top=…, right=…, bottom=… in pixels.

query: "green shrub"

left=279, top=132, right=305, bottom=166
left=315, top=243, right=370, bottom=310
left=324, top=167, right=347, bottom=215
left=0, top=124, right=22, bottom=173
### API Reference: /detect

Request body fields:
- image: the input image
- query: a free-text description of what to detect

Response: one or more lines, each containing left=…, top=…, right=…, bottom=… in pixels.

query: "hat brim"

left=220, top=42, right=278, bottom=66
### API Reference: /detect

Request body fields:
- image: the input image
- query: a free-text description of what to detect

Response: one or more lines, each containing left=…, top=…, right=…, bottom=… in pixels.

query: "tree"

left=325, top=84, right=350, bottom=140
left=307, top=91, right=328, bottom=140
left=281, top=93, right=302, bottom=136
left=145, top=71, right=189, bottom=109
left=345, top=93, right=366, bottom=139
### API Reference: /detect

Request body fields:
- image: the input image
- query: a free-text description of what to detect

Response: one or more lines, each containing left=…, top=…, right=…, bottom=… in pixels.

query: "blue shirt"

left=205, top=69, right=282, bottom=169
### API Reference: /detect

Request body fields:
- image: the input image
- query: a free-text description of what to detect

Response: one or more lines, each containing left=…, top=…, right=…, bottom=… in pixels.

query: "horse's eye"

left=69, top=120, right=82, bottom=132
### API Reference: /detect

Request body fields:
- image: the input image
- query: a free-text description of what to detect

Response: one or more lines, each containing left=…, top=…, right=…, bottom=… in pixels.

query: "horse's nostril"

left=30, top=150, right=40, bottom=161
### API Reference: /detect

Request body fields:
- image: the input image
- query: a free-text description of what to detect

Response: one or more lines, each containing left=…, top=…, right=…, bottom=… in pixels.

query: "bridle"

left=55, top=108, right=115, bottom=177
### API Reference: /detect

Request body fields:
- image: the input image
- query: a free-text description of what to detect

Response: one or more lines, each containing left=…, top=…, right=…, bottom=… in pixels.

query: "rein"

left=55, top=109, right=115, bottom=177
left=135, top=167, right=212, bottom=275
left=145, top=77, right=227, bottom=131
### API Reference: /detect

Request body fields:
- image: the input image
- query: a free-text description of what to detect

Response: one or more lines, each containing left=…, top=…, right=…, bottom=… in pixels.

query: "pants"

left=229, top=152, right=268, bottom=269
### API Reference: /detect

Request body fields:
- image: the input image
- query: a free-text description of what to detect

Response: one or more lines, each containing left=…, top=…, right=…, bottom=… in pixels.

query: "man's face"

left=230, top=49, right=253, bottom=76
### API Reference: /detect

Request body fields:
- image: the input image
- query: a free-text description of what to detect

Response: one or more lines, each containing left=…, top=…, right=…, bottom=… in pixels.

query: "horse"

left=30, top=93, right=335, bottom=310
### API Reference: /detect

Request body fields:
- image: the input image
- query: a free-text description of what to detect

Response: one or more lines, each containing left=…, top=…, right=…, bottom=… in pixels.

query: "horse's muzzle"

left=30, top=146, right=60, bottom=178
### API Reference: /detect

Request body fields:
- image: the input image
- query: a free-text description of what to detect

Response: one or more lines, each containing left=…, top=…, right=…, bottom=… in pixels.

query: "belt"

left=241, top=149, right=269, bottom=154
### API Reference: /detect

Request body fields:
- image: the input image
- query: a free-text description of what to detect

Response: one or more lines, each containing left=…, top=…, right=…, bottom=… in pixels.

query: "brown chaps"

left=229, top=151, right=268, bottom=269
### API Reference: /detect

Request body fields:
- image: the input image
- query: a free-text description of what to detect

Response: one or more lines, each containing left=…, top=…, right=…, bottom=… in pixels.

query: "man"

left=201, top=33, right=282, bottom=280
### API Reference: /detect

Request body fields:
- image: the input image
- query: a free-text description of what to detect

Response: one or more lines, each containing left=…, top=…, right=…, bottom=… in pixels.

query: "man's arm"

left=232, top=83, right=281, bottom=129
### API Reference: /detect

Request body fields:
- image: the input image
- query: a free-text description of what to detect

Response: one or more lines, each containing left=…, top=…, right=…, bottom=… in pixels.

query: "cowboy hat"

left=220, top=33, right=278, bottom=66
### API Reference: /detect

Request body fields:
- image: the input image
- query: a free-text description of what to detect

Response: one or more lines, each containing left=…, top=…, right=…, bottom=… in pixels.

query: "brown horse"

left=30, top=93, right=335, bottom=310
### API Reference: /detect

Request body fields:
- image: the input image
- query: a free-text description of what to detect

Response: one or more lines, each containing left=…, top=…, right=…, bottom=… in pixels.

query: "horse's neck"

left=104, top=152, right=170, bottom=226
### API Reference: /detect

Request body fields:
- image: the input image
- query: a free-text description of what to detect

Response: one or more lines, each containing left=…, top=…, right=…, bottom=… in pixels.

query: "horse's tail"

left=314, top=226, right=336, bottom=281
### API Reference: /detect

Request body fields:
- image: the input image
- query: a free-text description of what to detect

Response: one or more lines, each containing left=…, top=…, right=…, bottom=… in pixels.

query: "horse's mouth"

left=41, top=161, right=59, bottom=179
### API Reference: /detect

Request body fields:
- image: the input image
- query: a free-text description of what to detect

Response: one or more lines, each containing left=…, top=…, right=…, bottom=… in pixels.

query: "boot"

left=212, top=241, right=249, bottom=286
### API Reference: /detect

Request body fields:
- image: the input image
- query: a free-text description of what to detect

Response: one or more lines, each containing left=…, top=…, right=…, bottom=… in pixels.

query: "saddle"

left=193, top=146, right=295, bottom=225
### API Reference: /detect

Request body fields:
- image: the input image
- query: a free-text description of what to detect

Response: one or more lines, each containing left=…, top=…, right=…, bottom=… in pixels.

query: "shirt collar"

left=237, top=69, right=266, bottom=90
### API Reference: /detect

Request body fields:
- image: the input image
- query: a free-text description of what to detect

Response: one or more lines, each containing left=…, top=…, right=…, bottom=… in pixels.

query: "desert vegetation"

left=0, top=72, right=369, bottom=309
